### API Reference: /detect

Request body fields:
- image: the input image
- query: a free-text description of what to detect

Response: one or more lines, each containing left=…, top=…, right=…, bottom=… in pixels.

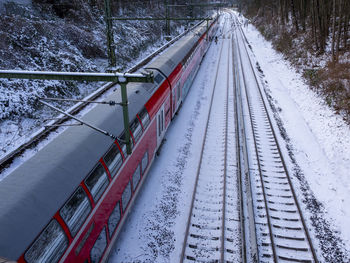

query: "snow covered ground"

left=241, top=19, right=350, bottom=260
left=109, top=12, right=350, bottom=263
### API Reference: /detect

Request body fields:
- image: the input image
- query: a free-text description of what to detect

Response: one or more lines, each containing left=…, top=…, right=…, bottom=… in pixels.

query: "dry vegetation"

left=238, top=0, right=350, bottom=124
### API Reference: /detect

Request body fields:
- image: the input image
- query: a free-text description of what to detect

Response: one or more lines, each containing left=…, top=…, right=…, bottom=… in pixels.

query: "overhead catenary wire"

left=0, top=15, right=216, bottom=173
left=39, top=99, right=118, bottom=140
left=39, top=97, right=122, bottom=106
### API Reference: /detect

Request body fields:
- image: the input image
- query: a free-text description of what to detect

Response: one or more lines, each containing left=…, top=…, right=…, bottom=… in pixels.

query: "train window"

left=141, top=152, right=148, bottom=175
left=158, top=115, right=161, bottom=137
left=138, top=108, right=150, bottom=130
left=121, top=143, right=127, bottom=158
left=161, top=109, right=164, bottom=131
left=172, top=89, right=176, bottom=110
left=122, top=181, right=132, bottom=212
left=85, top=164, right=109, bottom=203
left=177, top=84, right=181, bottom=101
left=154, top=74, right=164, bottom=85
left=103, top=144, right=122, bottom=177
left=25, top=220, right=68, bottom=263
left=60, top=187, right=91, bottom=237
left=108, top=202, right=121, bottom=238
left=157, top=109, right=164, bottom=137
left=132, top=165, right=141, bottom=192
left=130, top=117, right=142, bottom=143
left=90, top=227, right=107, bottom=263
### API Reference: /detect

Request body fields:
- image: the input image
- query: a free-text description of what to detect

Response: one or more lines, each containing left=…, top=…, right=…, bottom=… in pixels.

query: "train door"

left=172, top=88, right=176, bottom=118
left=157, top=105, right=165, bottom=147
left=177, top=82, right=182, bottom=106
left=172, top=82, right=181, bottom=118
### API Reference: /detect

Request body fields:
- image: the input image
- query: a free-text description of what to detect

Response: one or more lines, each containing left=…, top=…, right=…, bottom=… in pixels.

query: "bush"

left=303, top=69, right=320, bottom=87
left=274, top=31, right=293, bottom=53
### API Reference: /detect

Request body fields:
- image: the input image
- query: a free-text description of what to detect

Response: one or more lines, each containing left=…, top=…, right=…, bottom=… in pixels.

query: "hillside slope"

left=0, top=0, right=191, bottom=158
left=238, top=0, right=350, bottom=125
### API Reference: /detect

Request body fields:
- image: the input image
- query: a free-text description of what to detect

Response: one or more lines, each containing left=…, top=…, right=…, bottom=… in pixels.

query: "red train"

left=0, top=17, right=218, bottom=263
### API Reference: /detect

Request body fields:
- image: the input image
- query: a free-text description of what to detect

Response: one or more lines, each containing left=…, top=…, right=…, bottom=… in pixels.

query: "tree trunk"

left=291, top=0, right=299, bottom=32
left=279, top=0, right=285, bottom=26
left=316, top=0, right=325, bottom=51
left=332, top=0, right=337, bottom=61
left=343, top=14, right=349, bottom=49
left=285, top=0, right=289, bottom=23
left=300, top=0, right=306, bottom=31
left=336, top=0, right=343, bottom=61
left=312, top=0, right=319, bottom=50
left=343, top=1, right=349, bottom=49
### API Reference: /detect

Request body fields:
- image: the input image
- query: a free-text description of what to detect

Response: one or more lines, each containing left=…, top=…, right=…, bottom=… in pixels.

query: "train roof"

left=0, top=82, right=151, bottom=259
left=0, top=19, right=211, bottom=260
left=146, top=22, right=207, bottom=75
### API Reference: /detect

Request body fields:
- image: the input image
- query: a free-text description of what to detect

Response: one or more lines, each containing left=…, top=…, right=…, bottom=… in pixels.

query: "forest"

left=30, top=0, right=211, bottom=19
left=238, top=0, right=350, bottom=123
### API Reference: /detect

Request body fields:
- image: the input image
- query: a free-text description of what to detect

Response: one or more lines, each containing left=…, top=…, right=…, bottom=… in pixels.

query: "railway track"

left=0, top=20, right=206, bottom=173
left=180, top=15, right=242, bottom=263
left=233, top=14, right=318, bottom=263
left=180, top=12, right=318, bottom=263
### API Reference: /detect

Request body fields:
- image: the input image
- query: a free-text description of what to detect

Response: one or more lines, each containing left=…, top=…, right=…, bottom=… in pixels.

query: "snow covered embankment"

left=242, top=21, right=350, bottom=262
left=0, top=0, right=182, bottom=161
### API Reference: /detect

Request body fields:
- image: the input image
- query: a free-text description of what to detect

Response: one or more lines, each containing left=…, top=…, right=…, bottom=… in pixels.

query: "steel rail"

left=0, top=70, right=153, bottom=83
left=231, top=24, right=247, bottom=263
left=180, top=26, right=226, bottom=263
left=110, top=17, right=213, bottom=21
left=232, top=28, right=259, bottom=263
left=234, top=25, right=277, bottom=263
left=220, top=31, right=230, bottom=263
left=235, top=16, right=318, bottom=263
left=0, top=18, right=214, bottom=172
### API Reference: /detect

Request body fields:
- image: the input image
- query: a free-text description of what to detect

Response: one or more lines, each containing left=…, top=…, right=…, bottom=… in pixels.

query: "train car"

left=0, top=16, right=218, bottom=263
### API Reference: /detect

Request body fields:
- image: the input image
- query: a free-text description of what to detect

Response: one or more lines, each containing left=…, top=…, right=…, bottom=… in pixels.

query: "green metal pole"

left=165, top=0, right=170, bottom=35
left=104, top=0, right=116, bottom=69
left=120, top=82, right=132, bottom=154
left=206, top=19, right=209, bottom=41
left=110, top=17, right=212, bottom=21
left=0, top=70, right=153, bottom=83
